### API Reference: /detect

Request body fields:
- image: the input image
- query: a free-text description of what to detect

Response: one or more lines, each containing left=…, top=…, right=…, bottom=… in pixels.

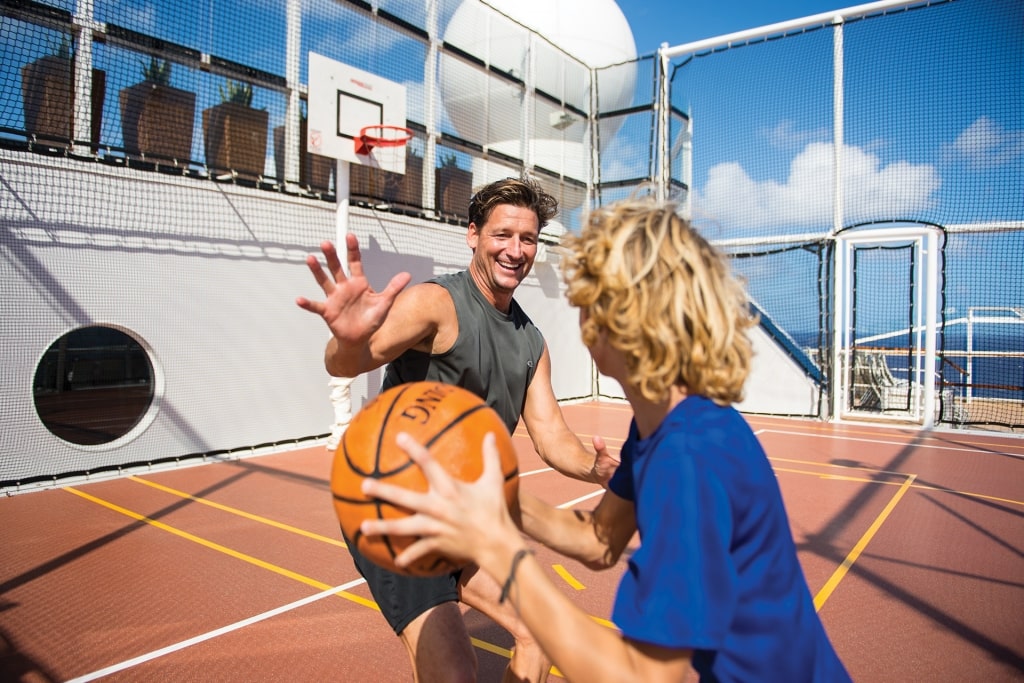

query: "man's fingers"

left=304, top=253, right=332, bottom=288
left=345, top=233, right=366, bottom=279
left=382, top=272, right=413, bottom=299
left=319, top=240, right=347, bottom=282
left=294, top=296, right=325, bottom=315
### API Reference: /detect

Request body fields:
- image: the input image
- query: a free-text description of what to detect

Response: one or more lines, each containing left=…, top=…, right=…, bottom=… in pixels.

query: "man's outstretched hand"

left=296, top=234, right=411, bottom=347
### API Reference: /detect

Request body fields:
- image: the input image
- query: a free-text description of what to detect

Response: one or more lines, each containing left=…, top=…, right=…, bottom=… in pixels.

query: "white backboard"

left=307, top=52, right=407, bottom=174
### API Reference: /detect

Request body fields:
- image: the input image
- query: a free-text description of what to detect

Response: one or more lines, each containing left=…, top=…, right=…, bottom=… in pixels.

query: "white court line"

left=557, top=489, right=605, bottom=509
left=521, top=467, right=554, bottom=477
left=67, top=577, right=367, bottom=682
left=519, top=467, right=603, bottom=507
left=761, top=428, right=1023, bottom=457
left=518, top=464, right=603, bottom=507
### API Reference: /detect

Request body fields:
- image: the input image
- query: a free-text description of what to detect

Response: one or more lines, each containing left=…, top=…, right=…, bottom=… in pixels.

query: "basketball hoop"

left=355, top=125, right=413, bottom=156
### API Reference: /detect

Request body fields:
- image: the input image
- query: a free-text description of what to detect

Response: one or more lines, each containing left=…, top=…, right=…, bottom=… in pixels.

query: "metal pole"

left=832, top=15, right=844, bottom=237
left=830, top=15, right=846, bottom=420
left=72, top=0, right=96, bottom=156
left=425, top=0, right=439, bottom=215
left=659, top=0, right=925, bottom=60
left=655, top=43, right=670, bottom=202
left=336, top=160, right=351, bottom=276
left=922, top=230, right=938, bottom=427
left=284, top=0, right=301, bottom=188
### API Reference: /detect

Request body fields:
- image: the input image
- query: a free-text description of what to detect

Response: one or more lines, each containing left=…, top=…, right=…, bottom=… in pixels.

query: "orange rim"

left=357, top=125, right=412, bottom=153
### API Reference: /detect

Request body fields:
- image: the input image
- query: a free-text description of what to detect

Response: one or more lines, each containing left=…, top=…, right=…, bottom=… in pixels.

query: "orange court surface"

left=1, top=402, right=1022, bottom=682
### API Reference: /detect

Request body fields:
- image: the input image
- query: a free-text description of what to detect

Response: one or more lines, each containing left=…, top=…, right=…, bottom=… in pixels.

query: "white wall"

left=1, top=152, right=820, bottom=486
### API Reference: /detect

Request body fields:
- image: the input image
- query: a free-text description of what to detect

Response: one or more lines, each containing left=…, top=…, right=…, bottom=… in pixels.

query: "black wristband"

left=499, top=548, right=535, bottom=604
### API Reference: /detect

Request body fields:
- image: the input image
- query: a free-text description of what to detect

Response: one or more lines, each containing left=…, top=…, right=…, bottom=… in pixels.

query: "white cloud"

left=764, top=119, right=829, bottom=151
left=694, top=142, right=940, bottom=231
left=945, top=116, right=1024, bottom=170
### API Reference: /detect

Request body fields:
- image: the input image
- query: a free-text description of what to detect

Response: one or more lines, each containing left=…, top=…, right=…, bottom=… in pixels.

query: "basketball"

left=331, top=381, right=520, bottom=577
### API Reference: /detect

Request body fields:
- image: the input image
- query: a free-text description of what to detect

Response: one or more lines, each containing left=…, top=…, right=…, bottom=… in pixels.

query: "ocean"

left=792, top=329, right=1023, bottom=401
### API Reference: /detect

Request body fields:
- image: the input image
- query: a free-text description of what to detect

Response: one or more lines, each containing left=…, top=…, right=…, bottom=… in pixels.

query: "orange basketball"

left=331, top=381, right=520, bottom=577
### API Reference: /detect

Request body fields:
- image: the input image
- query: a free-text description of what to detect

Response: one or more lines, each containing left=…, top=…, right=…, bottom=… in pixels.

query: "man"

left=296, top=176, right=616, bottom=682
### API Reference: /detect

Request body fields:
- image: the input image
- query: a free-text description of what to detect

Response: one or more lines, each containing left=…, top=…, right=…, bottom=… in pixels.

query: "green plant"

left=140, top=57, right=171, bottom=86
left=52, top=36, right=74, bottom=60
left=439, top=152, right=460, bottom=168
left=219, top=80, right=253, bottom=107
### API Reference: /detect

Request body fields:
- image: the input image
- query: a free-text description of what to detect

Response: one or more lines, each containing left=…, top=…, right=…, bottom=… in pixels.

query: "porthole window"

left=33, top=326, right=155, bottom=445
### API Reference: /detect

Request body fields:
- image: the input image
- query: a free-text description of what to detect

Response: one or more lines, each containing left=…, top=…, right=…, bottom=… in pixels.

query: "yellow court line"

left=553, top=564, right=584, bottom=590
left=471, top=638, right=512, bottom=659
left=901, top=482, right=1022, bottom=507
left=549, top=565, right=617, bottom=630
left=769, top=456, right=907, bottom=476
left=486, top=597, right=618, bottom=679
left=813, top=474, right=917, bottom=611
left=63, top=486, right=377, bottom=611
left=773, top=466, right=888, bottom=483
left=62, top=484, right=608, bottom=673
left=761, top=428, right=1023, bottom=456
left=770, top=464, right=1024, bottom=506
left=129, top=475, right=348, bottom=548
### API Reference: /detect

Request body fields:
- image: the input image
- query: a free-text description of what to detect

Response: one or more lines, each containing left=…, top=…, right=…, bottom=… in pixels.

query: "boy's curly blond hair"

left=561, top=197, right=756, bottom=405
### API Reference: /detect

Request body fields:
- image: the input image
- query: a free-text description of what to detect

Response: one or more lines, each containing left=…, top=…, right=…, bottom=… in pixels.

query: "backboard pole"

left=336, top=159, right=351, bottom=276
left=329, top=156, right=354, bottom=448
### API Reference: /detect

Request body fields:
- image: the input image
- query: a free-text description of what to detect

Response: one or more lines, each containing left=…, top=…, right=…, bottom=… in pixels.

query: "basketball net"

left=355, top=125, right=412, bottom=170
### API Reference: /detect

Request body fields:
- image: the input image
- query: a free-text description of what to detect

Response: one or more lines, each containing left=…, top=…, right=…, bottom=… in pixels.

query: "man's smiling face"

left=467, top=204, right=540, bottom=311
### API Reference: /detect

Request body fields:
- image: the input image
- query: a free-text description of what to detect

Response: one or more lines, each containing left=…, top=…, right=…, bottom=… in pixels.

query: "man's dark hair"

left=468, top=176, right=558, bottom=230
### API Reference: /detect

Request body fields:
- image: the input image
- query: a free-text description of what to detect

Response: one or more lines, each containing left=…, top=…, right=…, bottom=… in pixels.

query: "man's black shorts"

left=345, top=535, right=463, bottom=634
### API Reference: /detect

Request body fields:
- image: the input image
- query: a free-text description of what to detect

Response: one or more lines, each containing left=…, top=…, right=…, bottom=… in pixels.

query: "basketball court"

left=1, top=405, right=1021, bottom=682
left=2, top=1, right=1021, bottom=681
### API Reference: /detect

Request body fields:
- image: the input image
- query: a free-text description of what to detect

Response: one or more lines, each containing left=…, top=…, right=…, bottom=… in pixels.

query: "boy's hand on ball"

left=361, top=432, right=513, bottom=569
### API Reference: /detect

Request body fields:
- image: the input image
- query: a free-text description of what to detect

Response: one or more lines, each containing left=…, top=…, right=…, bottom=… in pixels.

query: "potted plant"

left=274, top=103, right=332, bottom=191
left=384, top=146, right=423, bottom=208
left=435, top=152, right=472, bottom=219
left=350, top=145, right=423, bottom=208
left=21, top=37, right=106, bottom=151
left=202, top=79, right=269, bottom=179
left=119, top=57, right=196, bottom=166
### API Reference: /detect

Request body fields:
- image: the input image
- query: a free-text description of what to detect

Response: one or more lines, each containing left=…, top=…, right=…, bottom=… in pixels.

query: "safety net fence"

left=1, top=0, right=1020, bottom=490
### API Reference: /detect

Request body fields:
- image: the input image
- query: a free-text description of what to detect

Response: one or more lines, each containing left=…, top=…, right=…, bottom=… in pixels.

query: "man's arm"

left=518, top=489, right=636, bottom=570
left=324, top=282, right=452, bottom=377
left=296, top=236, right=453, bottom=377
left=520, top=345, right=619, bottom=484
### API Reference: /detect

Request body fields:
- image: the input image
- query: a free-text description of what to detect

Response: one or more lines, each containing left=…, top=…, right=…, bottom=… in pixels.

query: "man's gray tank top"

left=381, top=270, right=545, bottom=434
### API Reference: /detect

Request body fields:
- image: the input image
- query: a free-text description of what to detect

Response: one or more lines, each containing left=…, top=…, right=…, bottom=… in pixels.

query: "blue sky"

left=612, top=0, right=1023, bottom=233
left=611, top=0, right=1022, bottom=328
left=615, top=0, right=852, bottom=55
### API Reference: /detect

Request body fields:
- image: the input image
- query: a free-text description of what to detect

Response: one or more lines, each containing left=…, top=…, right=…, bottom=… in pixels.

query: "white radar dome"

left=440, top=0, right=637, bottom=195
